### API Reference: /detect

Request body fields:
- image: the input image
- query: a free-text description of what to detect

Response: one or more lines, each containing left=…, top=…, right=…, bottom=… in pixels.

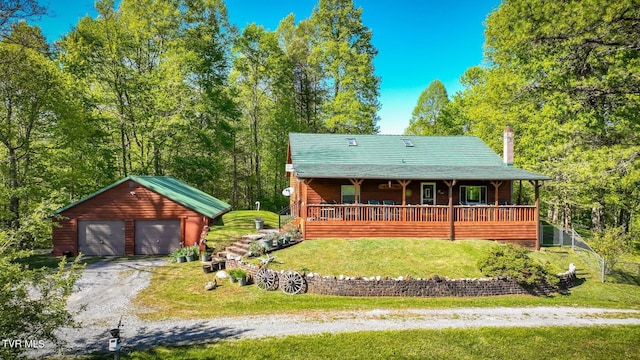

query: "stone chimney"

left=503, top=126, right=514, bottom=166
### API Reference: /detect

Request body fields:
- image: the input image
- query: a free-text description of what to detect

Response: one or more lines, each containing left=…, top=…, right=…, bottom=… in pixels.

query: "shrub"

left=590, top=227, right=631, bottom=274
left=228, top=268, right=247, bottom=279
left=477, top=244, right=557, bottom=286
left=249, top=241, right=265, bottom=257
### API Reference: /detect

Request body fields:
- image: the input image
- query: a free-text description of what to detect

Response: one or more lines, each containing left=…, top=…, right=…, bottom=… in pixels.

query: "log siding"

left=52, top=181, right=210, bottom=256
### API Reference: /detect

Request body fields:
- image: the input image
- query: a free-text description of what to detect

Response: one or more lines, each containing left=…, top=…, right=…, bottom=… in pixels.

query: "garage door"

left=135, top=220, right=181, bottom=255
left=78, top=220, right=125, bottom=256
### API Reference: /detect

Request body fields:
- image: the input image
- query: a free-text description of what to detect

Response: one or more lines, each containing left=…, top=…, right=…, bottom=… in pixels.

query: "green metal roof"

left=54, top=176, right=231, bottom=218
left=289, top=133, right=550, bottom=181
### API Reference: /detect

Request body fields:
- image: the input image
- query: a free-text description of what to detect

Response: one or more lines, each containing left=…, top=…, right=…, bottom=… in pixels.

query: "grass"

left=81, top=325, right=640, bottom=359
left=253, top=238, right=553, bottom=279
left=14, top=249, right=105, bottom=270
left=206, top=210, right=280, bottom=253
left=133, top=248, right=640, bottom=321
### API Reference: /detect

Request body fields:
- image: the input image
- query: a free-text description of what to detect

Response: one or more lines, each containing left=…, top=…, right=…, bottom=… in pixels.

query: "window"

left=341, top=185, right=360, bottom=204
left=460, top=186, right=487, bottom=205
left=347, top=138, right=357, bottom=146
left=402, top=138, right=414, bottom=147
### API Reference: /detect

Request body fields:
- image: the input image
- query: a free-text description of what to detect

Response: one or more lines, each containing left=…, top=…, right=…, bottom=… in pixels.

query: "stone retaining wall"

left=225, top=258, right=579, bottom=297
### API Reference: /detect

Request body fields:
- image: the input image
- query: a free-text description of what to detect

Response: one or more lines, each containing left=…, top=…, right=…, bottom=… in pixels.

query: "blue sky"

left=36, top=0, right=501, bottom=134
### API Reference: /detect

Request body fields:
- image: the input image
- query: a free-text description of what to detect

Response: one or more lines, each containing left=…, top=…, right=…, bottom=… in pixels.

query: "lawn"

left=14, top=249, right=105, bottom=269
left=206, top=210, right=280, bottom=253
left=133, top=241, right=640, bottom=320
left=83, top=326, right=640, bottom=359
left=259, top=238, right=497, bottom=278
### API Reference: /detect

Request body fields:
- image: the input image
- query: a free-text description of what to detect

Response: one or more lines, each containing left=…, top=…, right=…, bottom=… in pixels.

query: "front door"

left=421, top=182, right=436, bottom=205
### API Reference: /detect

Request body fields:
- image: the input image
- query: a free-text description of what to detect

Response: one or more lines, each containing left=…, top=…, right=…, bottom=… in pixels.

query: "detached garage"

left=52, top=176, right=231, bottom=256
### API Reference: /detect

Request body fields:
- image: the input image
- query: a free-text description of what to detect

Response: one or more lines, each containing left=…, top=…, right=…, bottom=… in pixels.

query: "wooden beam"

left=348, top=178, right=364, bottom=204
left=396, top=180, right=412, bottom=206
left=443, top=180, right=456, bottom=241
left=396, top=180, right=412, bottom=222
left=490, top=181, right=503, bottom=222
left=490, top=181, right=503, bottom=206
left=534, top=180, right=540, bottom=250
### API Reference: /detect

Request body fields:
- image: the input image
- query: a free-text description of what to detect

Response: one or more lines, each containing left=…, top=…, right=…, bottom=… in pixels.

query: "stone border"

left=225, top=258, right=579, bottom=297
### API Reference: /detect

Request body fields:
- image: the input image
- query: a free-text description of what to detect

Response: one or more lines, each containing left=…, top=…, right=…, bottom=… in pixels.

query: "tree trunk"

left=562, top=202, right=572, bottom=231
left=618, top=208, right=630, bottom=233
left=591, top=204, right=604, bottom=232
left=7, top=147, right=20, bottom=230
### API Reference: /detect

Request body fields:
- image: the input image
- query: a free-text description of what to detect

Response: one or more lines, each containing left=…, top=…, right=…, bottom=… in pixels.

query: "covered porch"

left=292, top=177, right=544, bottom=248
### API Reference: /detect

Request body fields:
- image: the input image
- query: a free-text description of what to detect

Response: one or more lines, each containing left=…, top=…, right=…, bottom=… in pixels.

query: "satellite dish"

left=282, top=187, right=294, bottom=196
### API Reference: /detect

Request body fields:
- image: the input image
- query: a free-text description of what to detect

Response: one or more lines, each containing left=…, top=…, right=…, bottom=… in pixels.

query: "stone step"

left=225, top=245, right=247, bottom=255
left=238, top=238, right=254, bottom=245
left=241, top=234, right=265, bottom=241
left=234, top=242, right=251, bottom=250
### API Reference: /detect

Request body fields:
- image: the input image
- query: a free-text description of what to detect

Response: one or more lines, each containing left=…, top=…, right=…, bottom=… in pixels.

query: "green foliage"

left=477, top=244, right=557, bottom=286
left=448, top=0, right=640, bottom=239
left=307, top=0, right=380, bottom=134
left=591, top=227, right=632, bottom=273
left=0, top=231, right=84, bottom=359
left=405, top=80, right=452, bottom=135
left=248, top=241, right=266, bottom=257
left=228, top=268, right=247, bottom=279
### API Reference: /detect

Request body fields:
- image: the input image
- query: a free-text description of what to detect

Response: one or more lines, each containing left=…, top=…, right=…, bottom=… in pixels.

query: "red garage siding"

left=52, top=180, right=209, bottom=256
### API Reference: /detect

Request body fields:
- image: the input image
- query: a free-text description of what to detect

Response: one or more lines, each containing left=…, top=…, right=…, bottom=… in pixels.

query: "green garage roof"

left=54, top=176, right=231, bottom=218
left=288, top=133, right=550, bottom=181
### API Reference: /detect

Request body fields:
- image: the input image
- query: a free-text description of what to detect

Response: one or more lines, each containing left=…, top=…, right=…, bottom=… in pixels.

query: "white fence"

left=542, top=224, right=605, bottom=282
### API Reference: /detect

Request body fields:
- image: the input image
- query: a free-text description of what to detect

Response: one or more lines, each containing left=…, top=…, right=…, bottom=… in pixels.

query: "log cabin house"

left=52, top=176, right=231, bottom=256
left=286, top=128, right=550, bottom=248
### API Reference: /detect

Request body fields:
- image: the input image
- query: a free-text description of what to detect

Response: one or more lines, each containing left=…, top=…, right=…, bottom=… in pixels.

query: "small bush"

left=590, top=227, right=631, bottom=274
left=249, top=241, right=265, bottom=256
left=477, top=244, right=557, bottom=286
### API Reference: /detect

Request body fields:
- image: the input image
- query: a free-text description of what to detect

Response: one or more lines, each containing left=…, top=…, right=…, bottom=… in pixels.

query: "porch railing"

left=306, top=204, right=536, bottom=223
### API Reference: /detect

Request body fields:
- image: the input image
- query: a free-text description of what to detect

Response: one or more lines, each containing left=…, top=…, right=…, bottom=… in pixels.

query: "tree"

left=450, top=0, right=640, bottom=235
left=0, top=0, right=45, bottom=41
left=0, top=23, right=69, bottom=236
left=307, top=0, right=380, bottom=133
left=405, top=80, right=450, bottom=135
left=591, top=227, right=632, bottom=273
left=0, top=231, right=84, bottom=359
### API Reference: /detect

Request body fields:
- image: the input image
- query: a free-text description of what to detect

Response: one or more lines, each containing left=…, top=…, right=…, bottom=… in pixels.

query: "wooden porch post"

left=301, top=179, right=313, bottom=240
left=529, top=180, right=541, bottom=250
left=444, top=180, right=456, bottom=241
left=397, top=180, right=412, bottom=221
left=535, top=180, right=540, bottom=250
left=348, top=178, right=364, bottom=204
left=490, top=181, right=503, bottom=221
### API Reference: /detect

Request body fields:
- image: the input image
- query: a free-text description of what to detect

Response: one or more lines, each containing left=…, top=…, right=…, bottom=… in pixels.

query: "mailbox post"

left=108, top=319, right=122, bottom=359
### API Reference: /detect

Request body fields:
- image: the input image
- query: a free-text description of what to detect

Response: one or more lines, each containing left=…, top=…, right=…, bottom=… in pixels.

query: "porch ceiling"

left=292, top=163, right=551, bottom=181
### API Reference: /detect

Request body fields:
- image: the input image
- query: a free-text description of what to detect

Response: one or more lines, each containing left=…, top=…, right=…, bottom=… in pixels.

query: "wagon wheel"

left=279, top=271, right=306, bottom=295
left=255, top=268, right=279, bottom=291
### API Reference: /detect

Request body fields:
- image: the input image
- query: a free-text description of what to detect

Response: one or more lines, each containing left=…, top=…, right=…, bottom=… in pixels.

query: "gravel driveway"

left=33, top=258, right=640, bottom=357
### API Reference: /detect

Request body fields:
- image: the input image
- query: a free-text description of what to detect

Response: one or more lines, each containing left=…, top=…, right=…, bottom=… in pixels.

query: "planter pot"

left=186, top=254, right=197, bottom=262
left=260, top=240, right=272, bottom=250
left=277, top=238, right=285, bottom=247
left=201, top=253, right=211, bottom=262
left=176, top=256, right=187, bottom=263
left=238, top=277, right=247, bottom=286
left=283, top=236, right=291, bottom=244
left=202, top=265, right=213, bottom=274
left=255, top=220, right=264, bottom=231
left=229, top=276, right=237, bottom=283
